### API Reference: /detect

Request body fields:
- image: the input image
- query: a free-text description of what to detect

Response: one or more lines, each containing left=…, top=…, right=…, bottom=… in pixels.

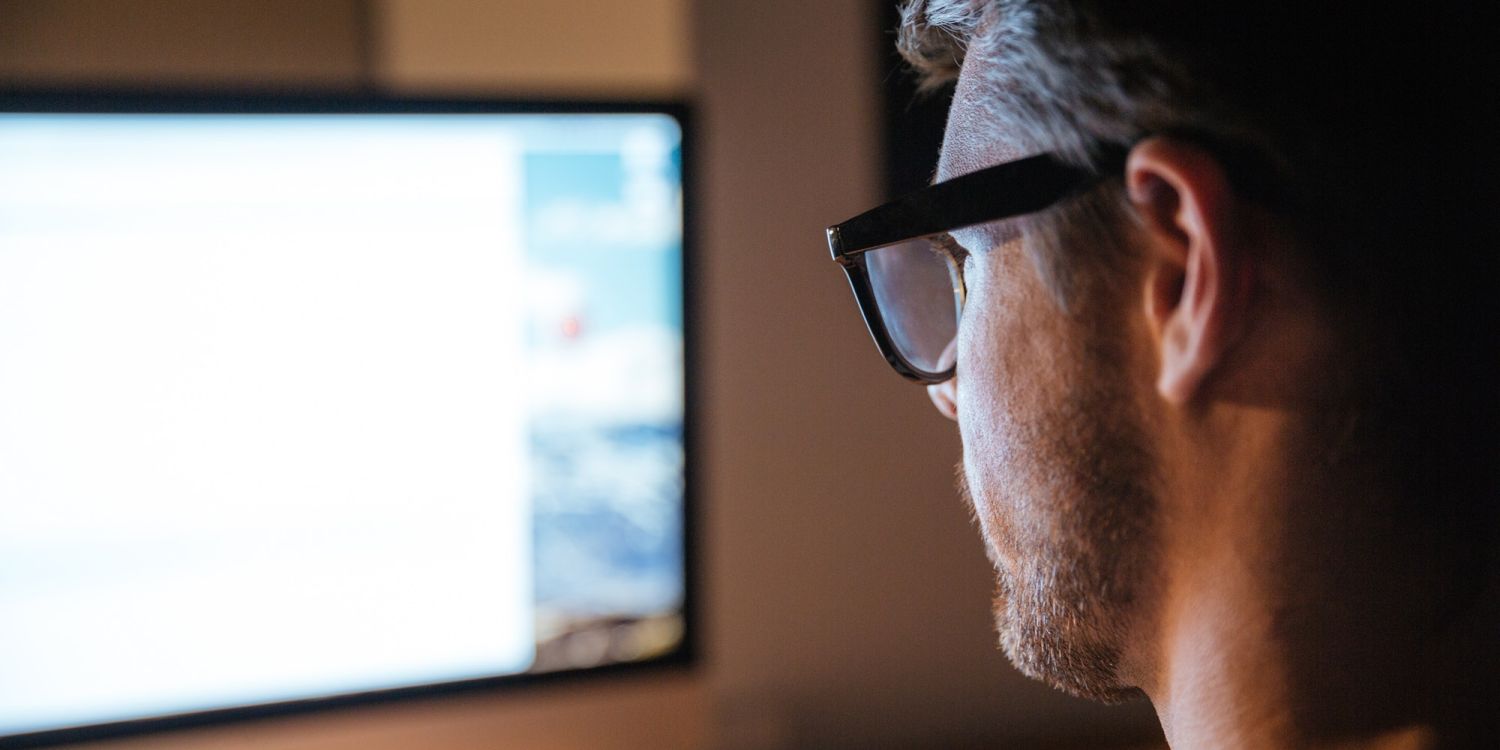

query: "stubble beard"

left=957, top=365, right=1158, bottom=704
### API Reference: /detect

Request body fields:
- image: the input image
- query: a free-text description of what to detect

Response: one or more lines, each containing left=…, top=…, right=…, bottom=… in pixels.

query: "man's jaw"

left=955, top=460, right=1021, bottom=577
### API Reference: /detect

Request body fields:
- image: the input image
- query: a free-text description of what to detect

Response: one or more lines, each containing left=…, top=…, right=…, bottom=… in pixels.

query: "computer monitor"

left=0, top=93, right=693, bottom=747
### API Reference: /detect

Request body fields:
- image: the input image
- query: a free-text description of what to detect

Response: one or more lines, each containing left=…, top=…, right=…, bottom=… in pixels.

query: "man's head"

left=892, top=0, right=1500, bottom=709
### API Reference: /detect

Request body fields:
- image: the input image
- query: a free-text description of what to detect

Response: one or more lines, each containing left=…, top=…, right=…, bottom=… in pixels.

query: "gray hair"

left=896, top=0, right=1498, bottom=322
left=899, top=1, right=1295, bottom=175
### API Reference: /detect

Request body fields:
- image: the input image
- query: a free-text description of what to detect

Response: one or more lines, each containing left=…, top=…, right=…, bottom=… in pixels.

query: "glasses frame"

left=826, top=149, right=1124, bottom=384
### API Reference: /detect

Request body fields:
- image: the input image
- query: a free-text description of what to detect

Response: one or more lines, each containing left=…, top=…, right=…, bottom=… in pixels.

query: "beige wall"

left=373, top=0, right=691, bottom=96
left=0, top=1, right=366, bottom=88
left=1, top=1, right=1161, bottom=747
left=0, top=0, right=690, bottom=96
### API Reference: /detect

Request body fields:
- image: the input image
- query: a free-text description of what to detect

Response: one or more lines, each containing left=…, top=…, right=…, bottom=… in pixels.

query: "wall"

left=0, top=1, right=1162, bottom=747
left=374, top=0, right=690, bottom=96
left=0, top=1, right=367, bottom=89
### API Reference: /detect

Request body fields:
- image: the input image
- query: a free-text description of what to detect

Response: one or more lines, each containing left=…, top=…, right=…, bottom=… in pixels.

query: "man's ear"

left=1126, top=137, right=1255, bottom=406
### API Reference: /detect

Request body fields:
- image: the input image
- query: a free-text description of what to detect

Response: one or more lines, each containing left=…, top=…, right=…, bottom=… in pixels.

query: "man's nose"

left=928, top=378, right=958, bottom=420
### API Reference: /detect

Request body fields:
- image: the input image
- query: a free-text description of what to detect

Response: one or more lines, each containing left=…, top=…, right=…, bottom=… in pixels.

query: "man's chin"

left=989, top=573, right=1024, bottom=667
left=990, top=575, right=1146, bottom=705
left=989, top=569, right=1012, bottom=619
left=990, top=575, right=1026, bottom=672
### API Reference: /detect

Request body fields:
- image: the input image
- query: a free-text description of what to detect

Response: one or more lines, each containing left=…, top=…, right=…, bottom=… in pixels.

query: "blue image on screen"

left=518, top=123, right=687, bottom=672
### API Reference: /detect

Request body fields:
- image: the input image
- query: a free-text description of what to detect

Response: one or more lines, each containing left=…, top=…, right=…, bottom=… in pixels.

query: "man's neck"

left=1149, top=572, right=1496, bottom=750
left=1140, top=414, right=1499, bottom=749
left=1149, top=569, right=1448, bottom=750
left=1149, top=511, right=1298, bottom=749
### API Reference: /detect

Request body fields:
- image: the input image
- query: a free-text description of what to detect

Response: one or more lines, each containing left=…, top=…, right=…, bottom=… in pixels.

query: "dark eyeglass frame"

left=826, top=148, right=1125, bottom=384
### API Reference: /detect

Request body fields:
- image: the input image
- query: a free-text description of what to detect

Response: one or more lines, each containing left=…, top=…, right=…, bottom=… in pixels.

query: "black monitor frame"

left=0, top=90, right=698, bottom=750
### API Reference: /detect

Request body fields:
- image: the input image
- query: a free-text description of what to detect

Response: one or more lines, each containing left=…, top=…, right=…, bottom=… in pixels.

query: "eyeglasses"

left=825, top=149, right=1123, bottom=384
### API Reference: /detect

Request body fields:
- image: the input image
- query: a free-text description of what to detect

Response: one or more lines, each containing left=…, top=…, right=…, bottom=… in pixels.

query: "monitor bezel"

left=0, top=90, right=698, bottom=750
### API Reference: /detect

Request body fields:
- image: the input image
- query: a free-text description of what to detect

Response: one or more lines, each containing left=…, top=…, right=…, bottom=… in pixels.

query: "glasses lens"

left=865, top=239, right=962, bottom=375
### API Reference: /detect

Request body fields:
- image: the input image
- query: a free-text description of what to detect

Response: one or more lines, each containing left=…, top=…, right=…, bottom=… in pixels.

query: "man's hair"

left=899, top=0, right=1499, bottom=539
left=899, top=1, right=1496, bottom=299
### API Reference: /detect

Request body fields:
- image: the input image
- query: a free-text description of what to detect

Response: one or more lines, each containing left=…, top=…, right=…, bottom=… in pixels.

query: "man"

left=827, top=2, right=1498, bottom=747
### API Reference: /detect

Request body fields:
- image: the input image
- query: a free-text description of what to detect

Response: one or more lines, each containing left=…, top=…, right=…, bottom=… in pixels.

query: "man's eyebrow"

left=933, top=230, right=964, bottom=252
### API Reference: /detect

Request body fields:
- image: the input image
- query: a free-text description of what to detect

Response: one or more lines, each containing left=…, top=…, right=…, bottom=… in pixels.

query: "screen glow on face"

left=0, top=111, right=686, bottom=738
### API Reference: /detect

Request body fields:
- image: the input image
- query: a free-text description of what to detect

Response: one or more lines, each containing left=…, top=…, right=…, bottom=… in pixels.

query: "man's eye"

left=931, top=234, right=969, bottom=265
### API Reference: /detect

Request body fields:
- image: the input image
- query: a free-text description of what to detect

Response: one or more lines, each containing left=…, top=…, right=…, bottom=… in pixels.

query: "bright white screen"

left=0, top=115, right=548, bottom=735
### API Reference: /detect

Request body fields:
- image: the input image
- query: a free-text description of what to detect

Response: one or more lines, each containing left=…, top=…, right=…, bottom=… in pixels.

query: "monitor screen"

left=0, top=96, right=690, bottom=745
